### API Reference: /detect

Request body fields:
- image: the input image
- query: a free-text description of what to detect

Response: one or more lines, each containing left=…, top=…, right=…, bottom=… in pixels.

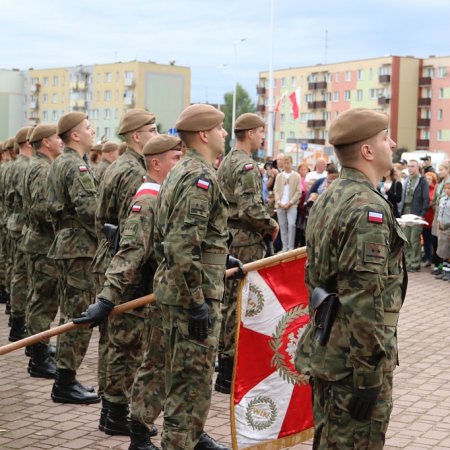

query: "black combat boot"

left=194, top=432, right=230, bottom=450
left=214, top=357, right=233, bottom=394
left=8, top=315, right=27, bottom=342
left=51, top=369, right=101, bottom=404
left=128, top=419, right=160, bottom=450
left=0, top=285, right=7, bottom=303
left=104, top=402, right=131, bottom=436
left=29, top=343, right=57, bottom=379
left=99, top=397, right=112, bottom=431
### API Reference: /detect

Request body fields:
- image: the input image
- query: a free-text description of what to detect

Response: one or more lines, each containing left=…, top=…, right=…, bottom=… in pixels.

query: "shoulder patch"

left=368, top=211, right=384, bottom=224
left=79, top=165, right=88, bottom=172
left=243, top=163, right=254, bottom=171
left=196, top=178, right=210, bottom=190
left=132, top=204, right=142, bottom=213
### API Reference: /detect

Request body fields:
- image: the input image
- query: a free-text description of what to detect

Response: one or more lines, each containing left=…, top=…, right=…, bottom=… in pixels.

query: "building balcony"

left=257, top=104, right=266, bottom=113
left=419, top=77, right=432, bottom=86
left=256, top=86, right=266, bottom=95
left=418, top=97, right=432, bottom=107
left=378, top=96, right=390, bottom=105
left=307, top=100, right=327, bottom=109
left=308, top=81, right=328, bottom=90
left=307, top=119, right=326, bottom=128
left=308, top=138, right=325, bottom=145
left=379, top=74, right=391, bottom=84
left=416, top=139, right=430, bottom=148
left=417, top=118, right=431, bottom=127
left=124, top=78, right=135, bottom=87
left=30, top=83, right=40, bottom=93
left=29, top=101, right=39, bottom=110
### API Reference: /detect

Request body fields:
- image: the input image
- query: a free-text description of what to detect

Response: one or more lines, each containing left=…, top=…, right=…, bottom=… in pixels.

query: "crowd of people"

left=0, top=104, right=450, bottom=450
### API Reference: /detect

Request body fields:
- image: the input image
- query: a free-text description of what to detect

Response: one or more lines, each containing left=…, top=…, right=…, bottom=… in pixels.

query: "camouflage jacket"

left=21, top=152, right=54, bottom=254
left=99, top=180, right=160, bottom=317
left=5, top=154, right=31, bottom=236
left=93, top=159, right=111, bottom=185
left=0, top=161, right=13, bottom=227
left=92, top=146, right=146, bottom=273
left=153, top=149, right=229, bottom=309
left=296, top=167, right=407, bottom=390
left=46, top=147, right=97, bottom=259
left=217, top=148, right=277, bottom=246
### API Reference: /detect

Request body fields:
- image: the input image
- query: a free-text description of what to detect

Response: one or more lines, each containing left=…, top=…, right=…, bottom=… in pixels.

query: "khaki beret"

left=176, top=104, right=224, bottom=132
left=29, top=125, right=58, bottom=144
left=328, top=108, right=389, bottom=146
left=57, top=112, right=87, bottom=136
left=118, top=109, right=155, bottom=135
left=4, top=137, right=15, bottom=150
left=102, top=141, right=119, bottom=153
left=118, top=141, right=127, bottom=155
left=15, top=126, right=33, bottom=145
left=91, top=143, right=103, bottom=152
left=143, top=134, right=182, bottom=156
left=234, top=113, right=265, bottom=131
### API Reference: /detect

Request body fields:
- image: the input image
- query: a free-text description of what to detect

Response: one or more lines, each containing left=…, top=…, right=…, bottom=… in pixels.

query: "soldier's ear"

left=360, top=143, right=375, bottom=162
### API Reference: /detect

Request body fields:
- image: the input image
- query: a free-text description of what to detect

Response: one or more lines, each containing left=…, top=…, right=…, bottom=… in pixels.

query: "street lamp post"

left=231, top=38, right=247, bottom=145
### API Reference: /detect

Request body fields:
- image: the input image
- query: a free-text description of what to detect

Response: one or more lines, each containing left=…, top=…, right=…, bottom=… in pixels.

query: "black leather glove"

left=73, top=297, right=114, bottom=328
left=226, top=255, right=245, bottom=280
left=188, top=303, right=211, bottom=340
left=348, top=386, right=381, bottom=421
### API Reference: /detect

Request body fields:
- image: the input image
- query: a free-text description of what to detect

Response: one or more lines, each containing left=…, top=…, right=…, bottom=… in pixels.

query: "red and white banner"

left=231, top=256, right=313, bottom=450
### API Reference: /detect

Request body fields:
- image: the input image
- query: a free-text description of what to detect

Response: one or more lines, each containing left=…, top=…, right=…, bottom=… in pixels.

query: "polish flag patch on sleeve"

left=368, top=211, right=384, bottom=223
left=132, top=204, right=142, bottom=213
left=79, top=165, right=88, bottom=172
left=196, top=178, right=210, bottom=190
left=244, top=163, right=254, bottom=171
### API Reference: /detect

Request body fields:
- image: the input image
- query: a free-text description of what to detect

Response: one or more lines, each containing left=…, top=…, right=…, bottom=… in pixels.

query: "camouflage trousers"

left=312, top=373, right=393, bottom=450
left=403, top=224, right=423, bottom=270
left=219, top=230, right=265, bottom=359
left=3, top=232, right=13, bottom=295
left=104, top=311, right=149, bottom=404
left=27, top=254, right=59, bottom=345
left=160, top=300, right=221, bottom=450
left=55, top=257, right=95, bottom=371
left=130, top=307, right=165, bottom=428
left=9, top=235, right=30, bottom=318
left=94, top=272, right=108, bottom=397
left=0, top=227, right=6, bottom=289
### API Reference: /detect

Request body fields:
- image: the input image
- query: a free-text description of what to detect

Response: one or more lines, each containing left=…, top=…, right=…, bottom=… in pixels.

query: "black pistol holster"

left=311, top=287, right=339, bottom=346
left=102, top=223, right=120, bottom=256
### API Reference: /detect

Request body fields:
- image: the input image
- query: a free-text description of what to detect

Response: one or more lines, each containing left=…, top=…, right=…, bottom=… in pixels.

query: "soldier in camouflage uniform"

left=0, top=138, right=17, bottom=316
left=91, top=109, right=157, bottom=434
left=216, top=113, right=279, bottom=394
left=5, top=127, right=34, bottom=342
left=22, top=125, right=63, bottom=378
left=94, top=141, right=120, bottom=184
left=46, top=112, right=100, bottom=405
left=76, top=135, right=184, bottom=450
left=153, top=104, right=243, bottom=450
left=295, top=109, right=407, bottom=449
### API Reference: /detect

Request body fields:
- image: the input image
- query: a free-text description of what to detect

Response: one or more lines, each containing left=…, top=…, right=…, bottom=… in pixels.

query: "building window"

left=300, top=113, right=309, bottom=122
left=52, top=93, right=58, bottom=104
left=104, top=127, right=110, bottom=137
left=369, top=68, right=373, bottom=80
left=91, top=109, right=99, bottom=119
left=357, top=70, right=364, bottom=81
left=42, top=94, right=48, bottom=104
left=333, top=91, right=339, bottom=102
left=43, top=77, right=48, bottom=87
left=280, top=131, right=285, bottom=140
left=104, top=108, right=111, bottom=119
left=379, top=65, right=391, bottom=76
left=104, top=90, right=112, bottom=101
left=322, top=111, right=330, bottom=121
left=289, top=131, right=295, bottom=138
left=344, top=90, right=351, bottom=101
left=31, top=77, right=39, bottom=85
left=125, top=71, right=134, bottom=85
left=423, top=130, right=430, bottom=139
left=345, top=71, right=351, bottom=82
left=438, top=67, right=447, bottom=78
left=52, top=110, right=58, bottom=121
left=280, top=113, right=286, bottom=122
left=437, top=130, right=442, bottom=141
left=439, top=88, right=444, bottom=99
left=291, top=76, right=296, bottom=86
left=424, top=67, right=434, bottom=77
left=438, top=109, right=443, bottom=120
left=281, top=77, right=286, bottom=87
left=52, top=76, right=59, bottom=86
left=356, top=89, right=363, bottom=101
left=42, top=111, right=48, bottom=121
left=105, top=72, right=112, bottom=82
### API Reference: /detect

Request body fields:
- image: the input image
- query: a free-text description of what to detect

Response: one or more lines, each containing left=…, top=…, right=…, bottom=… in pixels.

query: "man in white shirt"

left=305, top=157, right=327, bottom=183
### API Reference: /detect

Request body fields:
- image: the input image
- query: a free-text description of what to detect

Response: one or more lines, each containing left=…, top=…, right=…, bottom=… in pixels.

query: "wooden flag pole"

left=0, top=247, right=306, bottom=356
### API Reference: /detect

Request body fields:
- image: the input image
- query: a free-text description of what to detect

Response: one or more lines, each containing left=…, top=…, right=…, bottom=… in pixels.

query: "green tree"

left=220, top=83, right=256, bottom=152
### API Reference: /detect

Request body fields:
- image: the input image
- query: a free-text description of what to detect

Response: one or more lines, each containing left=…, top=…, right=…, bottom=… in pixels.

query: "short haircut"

left=235, top=130, right=247, bottom=141
left=326, top=163, right=339, bottom=174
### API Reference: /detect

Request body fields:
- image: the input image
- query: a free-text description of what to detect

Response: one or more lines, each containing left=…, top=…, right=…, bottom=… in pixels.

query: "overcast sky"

left=1, top=0, right=449, bottom=105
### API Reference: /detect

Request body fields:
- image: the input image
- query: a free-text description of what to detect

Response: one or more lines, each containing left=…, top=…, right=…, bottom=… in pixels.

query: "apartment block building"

left=0, top=69, right=26, bottom=140
left=257, top=55, right=450, bottom=161
left=1, top=60, right=190, bottom=142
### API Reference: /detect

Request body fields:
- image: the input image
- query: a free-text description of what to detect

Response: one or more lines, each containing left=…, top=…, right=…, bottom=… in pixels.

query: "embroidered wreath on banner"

left=245, top=396, right=278, bottom=431
left=270, top=304, right=310, bottom=386
left=245, top=282, right=264, bottom=318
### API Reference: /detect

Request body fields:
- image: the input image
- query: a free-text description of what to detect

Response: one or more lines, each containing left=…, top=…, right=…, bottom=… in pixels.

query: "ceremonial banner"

left=231, top=255, right=314, bottom=450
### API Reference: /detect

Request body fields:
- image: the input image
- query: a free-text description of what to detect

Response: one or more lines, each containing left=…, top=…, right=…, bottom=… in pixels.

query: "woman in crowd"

left=422, top=171, right=438, bottom=267
left=379, top=165, right=403, bottom=218
left=295, top=162, right=309, bottom=247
